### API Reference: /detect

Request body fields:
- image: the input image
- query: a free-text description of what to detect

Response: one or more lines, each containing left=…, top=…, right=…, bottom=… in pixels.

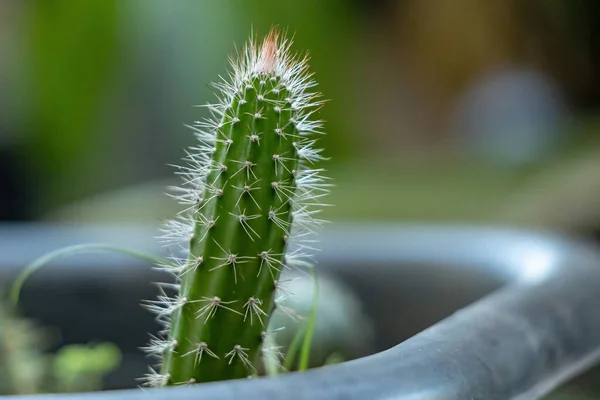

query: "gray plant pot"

left=1, top=223, right=600, bottom=399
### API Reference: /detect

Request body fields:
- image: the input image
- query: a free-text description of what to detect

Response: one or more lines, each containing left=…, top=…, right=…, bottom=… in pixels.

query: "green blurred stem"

left=298, top=267, right=318, bottom=371
left=10, top=243, right=165, bottom=306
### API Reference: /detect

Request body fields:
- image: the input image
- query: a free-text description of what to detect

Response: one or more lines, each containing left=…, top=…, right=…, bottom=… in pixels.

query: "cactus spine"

left=142, top=28, right=328, bottom=386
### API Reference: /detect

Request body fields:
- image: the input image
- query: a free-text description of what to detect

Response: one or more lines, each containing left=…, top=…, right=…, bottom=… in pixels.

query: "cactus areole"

left=141, top=28, right=329, bottom=386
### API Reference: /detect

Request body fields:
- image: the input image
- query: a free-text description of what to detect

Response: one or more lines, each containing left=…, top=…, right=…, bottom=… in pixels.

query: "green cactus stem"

left=141, top=28, right=329, bottom=386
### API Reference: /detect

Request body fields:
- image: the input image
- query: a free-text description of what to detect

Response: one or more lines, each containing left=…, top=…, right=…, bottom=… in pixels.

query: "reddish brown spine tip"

left=256, top=27, right=279, bottom=74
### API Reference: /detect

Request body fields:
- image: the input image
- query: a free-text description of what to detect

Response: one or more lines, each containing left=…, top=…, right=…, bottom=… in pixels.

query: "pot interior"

left=8, top=253, right=505, bottom=389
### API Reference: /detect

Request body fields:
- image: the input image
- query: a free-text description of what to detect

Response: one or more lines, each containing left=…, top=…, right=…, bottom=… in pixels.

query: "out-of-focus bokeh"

left=2, top=0, right=600, bottom=241
left=2, top=1, right=600, bottom=397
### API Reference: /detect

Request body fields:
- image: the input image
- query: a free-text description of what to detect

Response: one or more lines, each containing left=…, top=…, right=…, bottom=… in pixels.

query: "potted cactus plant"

left=3, top=28, right=600, bottom=400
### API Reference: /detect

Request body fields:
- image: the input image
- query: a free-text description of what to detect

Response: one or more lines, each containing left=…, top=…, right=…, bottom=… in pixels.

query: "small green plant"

left=141, top=27, right=329, bottom=386
left=0, top=299, right=120, bottom=395
left=53, top=342, right=121, bottom=393
left=0, top=301, right=48, bottom=395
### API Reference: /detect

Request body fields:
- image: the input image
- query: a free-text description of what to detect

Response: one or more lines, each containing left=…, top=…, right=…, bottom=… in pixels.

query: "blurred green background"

left=1, top=1, right=600, bottom=397
left=2, top=0, right=599, bottom=239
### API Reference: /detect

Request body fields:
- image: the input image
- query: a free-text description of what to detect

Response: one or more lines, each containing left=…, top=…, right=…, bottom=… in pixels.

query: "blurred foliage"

left=0, top=299, right=49, bottom=395
left=0, top=298, right=121, bottom=395
left=10, top=0, right=366, bottom=218
left=53, top=342, right=121, bottom=393
left=45, top=118, right=600, bottom=240
left=22, top=0, right=122, bottom=212
left=2, top=0, right=598, bottom=229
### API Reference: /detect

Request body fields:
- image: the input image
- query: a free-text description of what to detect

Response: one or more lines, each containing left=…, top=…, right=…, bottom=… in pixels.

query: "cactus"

left=141, top=28, right=329, bottom=386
